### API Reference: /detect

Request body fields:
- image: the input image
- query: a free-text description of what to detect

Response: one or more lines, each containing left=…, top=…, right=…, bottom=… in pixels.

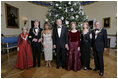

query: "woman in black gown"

left=80, top=22, right=92, bottom=70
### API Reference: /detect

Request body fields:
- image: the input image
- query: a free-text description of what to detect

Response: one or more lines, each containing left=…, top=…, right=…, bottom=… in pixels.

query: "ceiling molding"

left=29, top=1, right=96, bottom=7
left=28, top=1, right=51, bottom=7
left=81, top=1, right=97, bottom=6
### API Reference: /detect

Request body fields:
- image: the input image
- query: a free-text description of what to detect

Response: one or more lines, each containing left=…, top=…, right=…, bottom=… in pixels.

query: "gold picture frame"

left=5, top=3, right=19, bottom=28
left=103, top=17, right=111, bottom=28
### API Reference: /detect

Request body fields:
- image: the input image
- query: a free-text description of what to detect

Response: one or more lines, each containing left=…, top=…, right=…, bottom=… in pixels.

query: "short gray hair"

left=95, top=21, right=100, bottom=24
left=22, top=26, right=28, bottom=31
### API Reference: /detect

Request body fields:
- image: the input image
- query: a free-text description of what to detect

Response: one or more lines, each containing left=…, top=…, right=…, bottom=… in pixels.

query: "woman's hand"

left=65, top=44, right=69, bottom=50
left=17, top=47, right=19, bottom=51
left=42, top=43, right=45, bottom=48
left=38, top=38, right=42, bottom=42
left=78, top=47, right=80, bottom=51
left=104, top=48, right=107, bottom=51
left=53, top=45, right=56, bottom=49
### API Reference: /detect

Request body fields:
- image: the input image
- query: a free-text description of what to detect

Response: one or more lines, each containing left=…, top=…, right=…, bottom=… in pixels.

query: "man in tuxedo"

left=53, top=19, right=69, bottom=69
left=29, top=20, right=42, bottom=67
left=92, top=21, right=107, bottom=76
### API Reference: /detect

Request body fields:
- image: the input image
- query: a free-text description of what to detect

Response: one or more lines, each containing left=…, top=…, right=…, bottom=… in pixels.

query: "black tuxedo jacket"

left=53, top=26, right=69, bottom=49
left=29, top=27, right=42, bottom=47
left=92, top=28, right=107, bottom=52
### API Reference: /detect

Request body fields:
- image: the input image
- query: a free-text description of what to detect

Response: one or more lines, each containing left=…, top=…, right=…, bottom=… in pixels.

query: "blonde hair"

left=70, top=22, right=76, bottom=27
left=82, top=22, right=89, bottom=29
left=34, top=20, right=39, bottom=23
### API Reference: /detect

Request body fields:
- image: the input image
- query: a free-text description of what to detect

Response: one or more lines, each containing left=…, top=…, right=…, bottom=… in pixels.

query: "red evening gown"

left=16, top=33, right=33, bottom=69
left=66, top=31, right=82, bottom=71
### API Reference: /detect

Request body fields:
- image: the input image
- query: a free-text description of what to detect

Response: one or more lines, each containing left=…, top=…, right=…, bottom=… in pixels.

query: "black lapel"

left=95, top=28, right=103, bottom=39
left=97, top=28, right=102, bottom=37
left=60, top=26, right=64, bottom=38
left=56, top=27, right=59, bottom=38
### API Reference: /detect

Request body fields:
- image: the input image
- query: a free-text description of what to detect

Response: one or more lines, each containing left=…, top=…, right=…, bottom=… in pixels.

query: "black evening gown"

left=80, top=30, right=91, bottom=68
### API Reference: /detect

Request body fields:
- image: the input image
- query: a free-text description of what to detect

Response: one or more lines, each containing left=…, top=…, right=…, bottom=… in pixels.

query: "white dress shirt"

left=95, top=30, right=99, bottom=39
left=57, top=26, right=62, bottom=38
left=35, top=29, right=38, bottom=33
left=95, top=28, right=102, bottom=39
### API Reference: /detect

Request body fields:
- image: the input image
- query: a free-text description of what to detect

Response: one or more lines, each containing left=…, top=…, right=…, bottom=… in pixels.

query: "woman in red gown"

left=16, top=27, right=33, bottom=69
left=66, top=22, right=82, bottom=72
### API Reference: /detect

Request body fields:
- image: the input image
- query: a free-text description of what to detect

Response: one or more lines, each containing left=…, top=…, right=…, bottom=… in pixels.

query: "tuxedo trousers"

left=32, top=45, right=41, bottom=67
left=94, top=47, right=104, bottom=72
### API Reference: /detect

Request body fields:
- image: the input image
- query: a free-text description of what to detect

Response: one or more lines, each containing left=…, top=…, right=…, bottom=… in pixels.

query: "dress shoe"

left=99, top=72, right=104, bottom=76
left=83, top=67, right=87, bottom=70
left=56, top=66, right=60, bottom=69
left=87, top=67, right=92, bottom=70
left=62, top=66, right=65, bottom=69
left=33, top=65, right=36, bottom=67
left=93, top=68, right=99, bottom=71
left=38, top=65, right=40, bottom=67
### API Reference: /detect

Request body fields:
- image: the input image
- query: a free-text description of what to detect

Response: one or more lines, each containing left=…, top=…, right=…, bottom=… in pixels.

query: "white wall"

left=1, top=1, right=49, bottom=35
left=83, top=1, right=117, bottom=48
left=83, top=1, right=117, bottom=35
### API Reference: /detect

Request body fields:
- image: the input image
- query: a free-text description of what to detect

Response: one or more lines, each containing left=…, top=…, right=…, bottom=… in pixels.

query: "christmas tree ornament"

left=82, top=12, right=84, bottom=15
left=65, top=20, right=69, bottom=24
left=61, top=17, right=64, bottom=20
left=71, top=16, right=74, bottom=19
left=59, top=7, right=62, bottom=9
left=65, top=8, right=67, bottom=12
left=73, top=3, right=77, bottom=6
left=55, top=4, right=59, bottom=6
left=55, top=14, right=58, bottom=17
left=68, top=1, right=71, bottom=5
left=71, top=8, right=74, bottom=11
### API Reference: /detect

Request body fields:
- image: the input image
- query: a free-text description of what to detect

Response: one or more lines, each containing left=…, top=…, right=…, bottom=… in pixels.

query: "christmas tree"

left=46, top=1, right=88, bottom=30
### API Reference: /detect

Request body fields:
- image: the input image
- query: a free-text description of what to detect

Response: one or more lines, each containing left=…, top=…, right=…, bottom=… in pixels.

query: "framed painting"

left=103, top=17, right=111, bottom=28
left=5, top=3, right=19, bottom=28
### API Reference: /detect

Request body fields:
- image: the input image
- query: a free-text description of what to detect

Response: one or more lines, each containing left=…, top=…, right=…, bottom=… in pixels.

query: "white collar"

left=57, top=26, right=62, bottom=28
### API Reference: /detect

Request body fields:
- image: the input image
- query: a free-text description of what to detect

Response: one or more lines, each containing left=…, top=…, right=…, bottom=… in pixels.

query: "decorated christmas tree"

left=46, top=1, right=88, bottom=30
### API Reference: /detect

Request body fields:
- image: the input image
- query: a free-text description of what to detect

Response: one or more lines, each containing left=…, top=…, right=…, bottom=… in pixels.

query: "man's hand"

left=17, top=47, right=19, bottom=51
left=65, top=44, right=69, bottom=50
left=90, top=33, right=92, bottom=39
left=32, top=38, right=37, bottom=42
left=104, top=48, right=107, bottom=51
left=53, top=45, right=56, bottom=49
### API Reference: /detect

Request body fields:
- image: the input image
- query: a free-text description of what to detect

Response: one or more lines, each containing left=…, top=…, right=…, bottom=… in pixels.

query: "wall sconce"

left=22, top=16, right=28, bottom=26
left=45, top=19, right=48, bottom=22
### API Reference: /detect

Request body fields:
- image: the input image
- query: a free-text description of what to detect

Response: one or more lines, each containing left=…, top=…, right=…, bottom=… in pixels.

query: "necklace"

left=21, top=34, right=28, bottom=40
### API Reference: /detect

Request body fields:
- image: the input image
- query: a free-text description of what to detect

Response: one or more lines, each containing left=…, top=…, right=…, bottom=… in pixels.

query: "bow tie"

left=95, top=29, right=99, bottom=31
left=58, top=27, right=61, bottom=28
left=34, top=28, right=38, bottom=29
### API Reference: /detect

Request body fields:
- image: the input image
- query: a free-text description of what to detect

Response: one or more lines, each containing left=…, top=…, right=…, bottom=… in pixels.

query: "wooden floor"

left=1, top=48, right=117, bottom=78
